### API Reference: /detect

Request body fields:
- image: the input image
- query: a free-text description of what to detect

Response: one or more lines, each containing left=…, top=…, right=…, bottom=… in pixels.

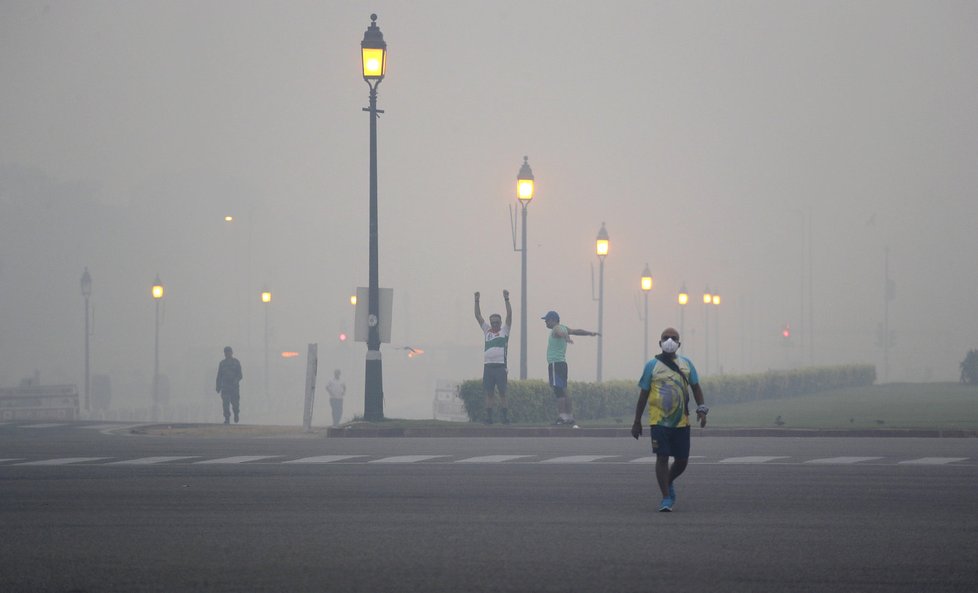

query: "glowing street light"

left=513, top=156, right=535, bottom=380
left=151, top=275, right=164, bottom=418
left=595, top=222, right=609, bottom=382
left=360, top=14, right=388, bottom=420
left=640, top=264, right=653, bottom=361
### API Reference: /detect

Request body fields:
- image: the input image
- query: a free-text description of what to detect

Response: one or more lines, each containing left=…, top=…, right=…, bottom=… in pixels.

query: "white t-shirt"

left=326, top=378, right=346, bottom=400
left=481, top=322, right=510, bottom=365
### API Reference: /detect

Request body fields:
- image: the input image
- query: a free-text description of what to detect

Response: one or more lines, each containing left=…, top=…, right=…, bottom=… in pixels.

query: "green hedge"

left=459, top=365, right=876, bottom=423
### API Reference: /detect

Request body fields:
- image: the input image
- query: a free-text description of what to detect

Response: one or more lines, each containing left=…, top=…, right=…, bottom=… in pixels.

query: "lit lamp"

left=224, top=215, right=234, bottom=223
left=261, top=288, right=272, bottom=399
left=151, top=275, right=164, bottom=419
left=641, top=263, right=653, bottom=362
left=350, top=295, right=357, bottom=306
left=702, top=286, right=711, bottom=375
left=360, top=13, right=388, bottom=421
left=515, top=156, right=535, bottom=380
left=595, top=222, right=609, bottom=382
left=678, top=283, right=688, bottom=349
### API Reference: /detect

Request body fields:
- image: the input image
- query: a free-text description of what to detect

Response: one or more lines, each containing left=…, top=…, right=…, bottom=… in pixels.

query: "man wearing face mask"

left=631, top=328, right=708, bottom=512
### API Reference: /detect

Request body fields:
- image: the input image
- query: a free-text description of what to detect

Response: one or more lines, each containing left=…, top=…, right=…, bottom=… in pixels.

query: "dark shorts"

left=482, top=364, right=508, bottom=395
left=548, top=362, right=568, bottom=397
left=650, top=425, right=691, bottom=459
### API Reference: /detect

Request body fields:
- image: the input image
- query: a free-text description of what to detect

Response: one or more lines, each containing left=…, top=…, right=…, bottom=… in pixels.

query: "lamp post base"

left=364, top=355, right=384, bottom=421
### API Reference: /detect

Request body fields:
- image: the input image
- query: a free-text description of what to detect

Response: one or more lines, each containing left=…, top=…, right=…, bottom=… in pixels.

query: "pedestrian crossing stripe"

left=898, top=457, right=968, bottom=465
left=456, top=455, right=534, bottom=463
left=720, top=456, right=790, bottom=464
left=284, top=455, right=367, bottom=464
left=20, top=423, right=69, bottom=429
left=16, top=457, right=111, bottom=465
left=108, top=456, right=200, bottom=465
left=194, top=456, right=281, bottom=464
left=806, top=456, right=883, bottom=464
left=369, top=455, right=450, bottom=463
left=541, top=455, right=617, bottom=463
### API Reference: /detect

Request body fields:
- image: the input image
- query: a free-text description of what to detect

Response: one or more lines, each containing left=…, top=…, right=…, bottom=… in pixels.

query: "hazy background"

left=2, top=1, right=976, bottom=421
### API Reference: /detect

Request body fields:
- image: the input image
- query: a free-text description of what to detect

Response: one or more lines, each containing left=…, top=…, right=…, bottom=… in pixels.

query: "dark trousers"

left=221, top=389, right=240, bottom=420
left=329, top=398, right=343, bottom=427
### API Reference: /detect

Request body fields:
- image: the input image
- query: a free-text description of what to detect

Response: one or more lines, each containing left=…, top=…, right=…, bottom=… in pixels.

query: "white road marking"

left=194, top=456, right=280, bottom=464
left=78, top=424, right=130, bottom=430
left=898, top=457, right=968, bottom=465
left=0, top=458, right=25, bottom=464
left=285, top=455, right=367, bottom=464
left=20, top=423, right=69, bottom=429
left=16, top=457, right=111, bottom=465
left=108, top=456, right=200, bottom=465
left=806, top=456, right=883, bottom=464
left=541, top=455, right=617, bottom=463
left=456, top=455, right=534, bottom=463
left=369, top=455, right=449, bottom=463
left=720, top=456, right=790, bottom=464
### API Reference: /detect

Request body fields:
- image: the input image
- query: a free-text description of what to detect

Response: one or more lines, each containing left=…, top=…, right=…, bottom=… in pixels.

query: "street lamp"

left=80, top=268, right=92, bottom=414
left=151, top=275, right=164, bottom=419
left=702, top=287, right=712, bottom=375
left=361, top=13, right=387, bottom=420
left=712, top=289, right=721, bottom=374
left=261, top=289, right=272, bottom=401
left=595, top=222, right=609, bottom=383
left=514, top=156, right=534, bottom=380
left=640, top=264, right=653, bottom=362
left=678, top=284, right=688, bottom=349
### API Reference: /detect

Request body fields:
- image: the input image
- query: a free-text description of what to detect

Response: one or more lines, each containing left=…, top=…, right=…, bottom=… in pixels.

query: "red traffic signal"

left=781, top=323, right=791, bottom=339
left=339, top=332, right=348, bottom=342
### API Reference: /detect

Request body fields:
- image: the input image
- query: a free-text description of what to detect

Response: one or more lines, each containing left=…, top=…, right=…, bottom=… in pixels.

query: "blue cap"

left=541, top=310, right=560, bottom=321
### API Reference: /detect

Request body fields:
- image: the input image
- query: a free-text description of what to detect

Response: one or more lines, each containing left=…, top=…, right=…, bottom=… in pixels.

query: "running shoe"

left=658, top=498, right=674, bottom=512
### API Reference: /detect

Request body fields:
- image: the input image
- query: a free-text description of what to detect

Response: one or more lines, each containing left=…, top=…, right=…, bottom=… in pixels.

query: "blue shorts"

left=548, top=362, right=568, bottom=397
left=650, top=425, right=691, bottom=459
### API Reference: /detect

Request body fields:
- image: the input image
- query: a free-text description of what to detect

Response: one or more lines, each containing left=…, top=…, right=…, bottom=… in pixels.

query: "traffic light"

left=782, top=323, right=791, bottom=339
left=339, top=331, right=348, bottom=343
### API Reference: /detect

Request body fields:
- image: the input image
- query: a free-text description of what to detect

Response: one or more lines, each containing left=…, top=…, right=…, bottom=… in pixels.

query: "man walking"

left=326, top=369, right=346, bottom=427
left=216, top=346, right=243, bottom=424
left=474, top=290, right=512, bottom=424
left=541, top=310, right=598, bottom=428
left=631, top=328, right=709, bottom=512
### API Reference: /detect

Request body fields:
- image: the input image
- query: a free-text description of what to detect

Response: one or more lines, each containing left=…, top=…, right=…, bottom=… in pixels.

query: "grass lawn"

left=704, top=382, right=978, bottom=430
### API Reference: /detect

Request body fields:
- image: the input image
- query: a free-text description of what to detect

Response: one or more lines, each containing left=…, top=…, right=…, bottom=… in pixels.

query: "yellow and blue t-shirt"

left=637, top=356, right=700, bottom=428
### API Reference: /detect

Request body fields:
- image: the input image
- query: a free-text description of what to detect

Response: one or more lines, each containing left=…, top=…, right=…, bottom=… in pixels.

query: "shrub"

left=961, top=350, right=978, bottom=385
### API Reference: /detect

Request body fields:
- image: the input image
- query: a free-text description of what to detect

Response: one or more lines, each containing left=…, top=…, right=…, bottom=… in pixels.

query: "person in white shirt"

left=325, top=369, right=346, bottom=427
left=474, top=290, right=512, bottom=424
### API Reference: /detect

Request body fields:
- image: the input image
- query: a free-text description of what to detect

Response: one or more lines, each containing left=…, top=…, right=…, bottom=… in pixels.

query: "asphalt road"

left=1, top=421, right=976, bottom=593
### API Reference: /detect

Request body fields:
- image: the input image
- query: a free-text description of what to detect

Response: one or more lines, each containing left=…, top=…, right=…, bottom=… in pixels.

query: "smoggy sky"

left=2, top=1, right=976, bottom=418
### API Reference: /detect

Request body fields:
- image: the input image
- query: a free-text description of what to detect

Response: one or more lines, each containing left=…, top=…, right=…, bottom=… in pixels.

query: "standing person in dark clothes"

left=216, top=346, right=243, bottom=424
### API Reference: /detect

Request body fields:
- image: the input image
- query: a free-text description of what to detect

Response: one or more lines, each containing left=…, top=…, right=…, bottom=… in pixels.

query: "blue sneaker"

left=658, top=498, right=674, bottom=512
left=668, top=483, right=676, bottom=503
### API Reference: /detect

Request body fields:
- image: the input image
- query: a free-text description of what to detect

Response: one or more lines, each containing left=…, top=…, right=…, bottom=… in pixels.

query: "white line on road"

left=284, top=455, right=367, bottom=464
left=806, top=456, right=883, bottom=464
left=541, top=455, right=617, bottom=463
left=78, top=424, right=132, bottom=430
left=369, top=455, right=450, bottom=463
left=0, top=458, right=25, bottom=464
left=455, top=455, right=535, bottom=463
left=720, top=456, right=790, bottom=464
left=194, top=456, right=281, bottom=464
left=16, top=457, right=111, bottom=465
left=19, top=423, right=69, bottom=429
left=108, top=456, right=200, bottom=465
left=898, top=457, right=968, bottom=465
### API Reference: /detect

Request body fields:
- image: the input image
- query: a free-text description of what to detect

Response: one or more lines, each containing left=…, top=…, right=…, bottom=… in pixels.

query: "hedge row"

left=458, top=365, right=876, bottom=423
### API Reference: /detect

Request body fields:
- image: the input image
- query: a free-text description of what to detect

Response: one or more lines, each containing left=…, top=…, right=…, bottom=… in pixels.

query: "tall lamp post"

left=151, top=275, right=164, bottom=419
left=702, top=287, right=712, bottom=375
left=80, top=268, right=92, bottom=414
left=640, top=264, right=653, bottom=362
left=678, top=284, right=688, bottom=349
left=595, top=223, right=609, bottom=383
left=515, top=157, right=534, bottom=380
left=361, top=14, right=387, bottom=420
left=711, top=290, right=721, bottom=374
left=261, top=289, right=272, bottom=401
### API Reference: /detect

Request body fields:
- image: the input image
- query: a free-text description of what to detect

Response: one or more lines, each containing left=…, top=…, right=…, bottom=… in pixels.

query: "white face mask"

left=661, top=338, right=680, bottom=353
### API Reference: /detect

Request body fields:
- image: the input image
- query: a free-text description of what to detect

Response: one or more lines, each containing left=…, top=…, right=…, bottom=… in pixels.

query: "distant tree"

left=960, top=350, right=978, bottom=385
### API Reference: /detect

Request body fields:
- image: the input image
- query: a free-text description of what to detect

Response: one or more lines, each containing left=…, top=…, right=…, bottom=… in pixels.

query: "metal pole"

left=597, top=257, right=604, bottom=383
left=153, top=300, right=160, bottom=419
left=84, top=294, right=90, bottom=414
left=364, top=83, right=384, bottom=420
left=679, top=305, right=685, bottom=350
left=883, top=246, right=890, bottom=382
left=520, top=203, right=528, bottom=380
left=643, top=291, right=649, bottom=363
left=703, top=304, right=709, bottom=376
left=264, top=304, right=269, bottom=400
